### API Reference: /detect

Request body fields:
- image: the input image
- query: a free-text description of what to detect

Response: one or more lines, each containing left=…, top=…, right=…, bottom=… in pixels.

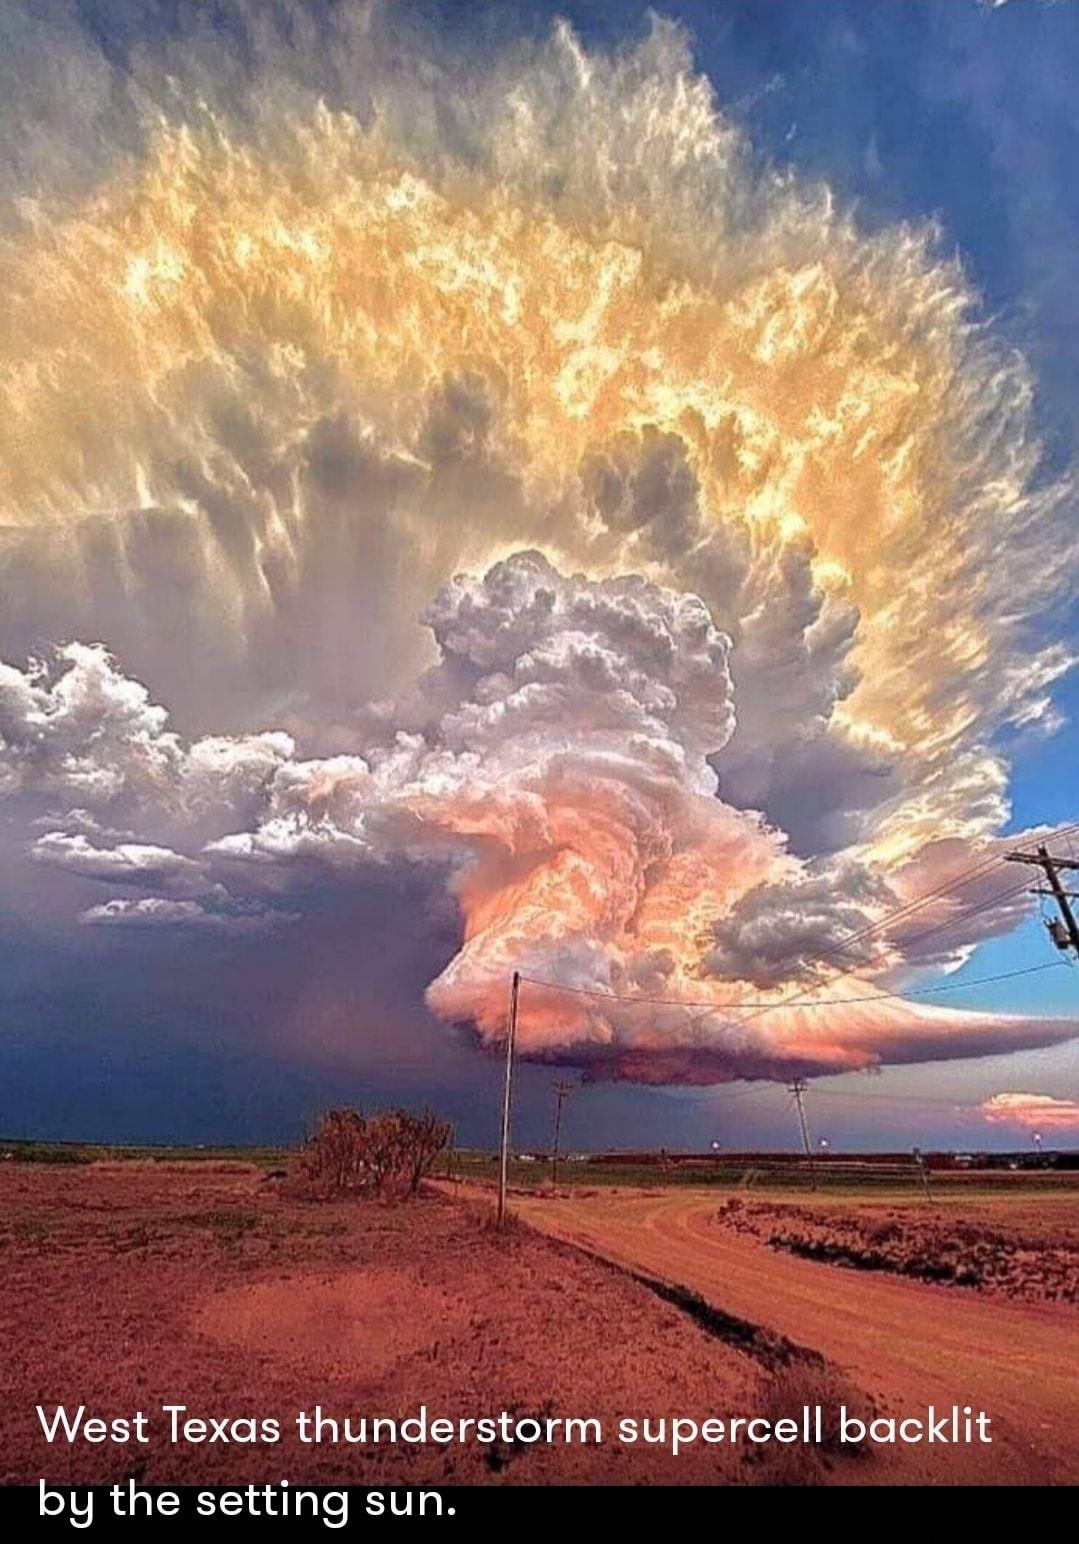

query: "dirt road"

left=508, top=1187, right=1079, bottom=1484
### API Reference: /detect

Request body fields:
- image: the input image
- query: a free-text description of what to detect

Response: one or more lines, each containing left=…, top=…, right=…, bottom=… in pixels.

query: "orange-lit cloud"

left=981, top=1092, right=1079, bottom=1132
left=0, top=2, right=1076, bottom=1082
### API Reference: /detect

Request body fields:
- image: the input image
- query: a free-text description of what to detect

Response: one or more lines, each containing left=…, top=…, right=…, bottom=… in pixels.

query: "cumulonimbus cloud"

left=0, top=1, right=1076, bottom=1083
left=2, top=553, right=1075, bottom=1083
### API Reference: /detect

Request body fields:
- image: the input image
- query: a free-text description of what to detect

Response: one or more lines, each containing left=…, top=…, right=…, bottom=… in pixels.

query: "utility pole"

left=549, top=1079, right=573, bottom=1192
left=787, top=1077, right=817, bottom=1190
left=912, top=1146, right=933, bottom=1206
left=1006, top=844, right=1079, bottom=956
left=497, top=970, right=521, bottom=1229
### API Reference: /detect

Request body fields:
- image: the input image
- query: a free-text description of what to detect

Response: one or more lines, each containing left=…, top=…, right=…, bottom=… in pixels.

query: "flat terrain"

left=714, top=1192, right=1079, bottom=1302
left=5, top=1160, right=1076, bottom=1488
left=509, top=1184, right=1079, bottom=1484
left=3, top=1160, right=841, bottom=1488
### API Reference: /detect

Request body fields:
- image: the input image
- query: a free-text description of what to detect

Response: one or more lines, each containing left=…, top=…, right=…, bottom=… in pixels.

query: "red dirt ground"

left=1, top=1161, right=862, bottom=1488
left=513, top=1184, right=1079, bottom=1485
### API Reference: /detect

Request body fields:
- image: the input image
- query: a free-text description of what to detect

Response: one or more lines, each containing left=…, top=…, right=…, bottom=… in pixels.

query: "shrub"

left=298, top=1108, right=369, bottom=1194
left=296, top=1105, right=451, bottom=1198
left=751, top=1357, right=876, bottom=1485
left=363, top=1111, right=407, bottom=1195
left=396, top=1108, right=452, bottom=1194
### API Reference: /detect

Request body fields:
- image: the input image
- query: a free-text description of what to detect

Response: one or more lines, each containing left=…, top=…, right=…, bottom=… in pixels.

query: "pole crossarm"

left=1006, top=851, right=1079, bottom=871
left=1006, top=846, right=1079, bottom=956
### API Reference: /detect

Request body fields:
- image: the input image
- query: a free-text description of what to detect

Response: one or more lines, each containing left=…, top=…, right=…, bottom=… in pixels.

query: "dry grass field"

left=2, top=1159, right=865, bottom=1489
left=4, top=1158, right=1076, bottom=1489
left=713, top=1191, right=1079, bottom=1302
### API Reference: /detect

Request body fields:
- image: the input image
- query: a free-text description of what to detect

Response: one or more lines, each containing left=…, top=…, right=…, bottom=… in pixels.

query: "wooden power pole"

left=1005, top=844, right=1079, bottom=957
left=788, top=1077, right=817, bottom=1190
left=550, top=1080, right=573, bottom=1191
left=497, top=970, right=521, bottom=1229
left=912, top=1145, right=933, bottom=1206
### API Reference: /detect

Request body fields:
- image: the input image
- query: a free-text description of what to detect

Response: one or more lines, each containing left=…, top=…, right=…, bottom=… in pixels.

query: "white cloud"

left=0, top=3, right=1075, bottom=1084
left=2, top=548, right=1075, bottom=1083
left=981, top=1092, right=1079, bottom=1131
left=79, top=896, right=290, bottom=934
left=32, top=830, right=209, bottom=896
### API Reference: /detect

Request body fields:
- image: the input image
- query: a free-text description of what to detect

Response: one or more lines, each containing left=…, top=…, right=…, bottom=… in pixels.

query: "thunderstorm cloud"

left=0, top=0, right=1077, bottom=1084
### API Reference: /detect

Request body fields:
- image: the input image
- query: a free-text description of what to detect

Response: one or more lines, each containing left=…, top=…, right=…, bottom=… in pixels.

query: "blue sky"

left=5, top=0, right=1078, bottom=1152
left=425, top=0, right=1079, bottom=1009
left=402, top=0, right=1079, bottom=872
left=669, top=0, right=1079, bottom=1138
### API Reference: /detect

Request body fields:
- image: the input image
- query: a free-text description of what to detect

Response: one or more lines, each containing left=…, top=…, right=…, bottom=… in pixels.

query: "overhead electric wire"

left=793, top=817, right=1079, bottom=971
left=832, top=818, right=1079, bottom=954
left=888, top=875, right=1034, bottom=955
left=517, top=956, right=1068, bottom=1013
left=515, top=821, right=1079, bottom=1044
left=710, top=819, right=1079, bottom=1025
left=823, top=851, right=1006, bottom=958
left=591, top=819, right=1076, bottom=1041
left=711, top=1079, right=1079, bottom=1112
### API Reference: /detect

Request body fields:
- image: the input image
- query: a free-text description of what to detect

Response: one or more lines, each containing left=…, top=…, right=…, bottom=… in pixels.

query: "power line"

left=699, top=1080, right=1079, bottom=1111
left=518, top=825, right=1079, bottom=1027
left=696, top=822, right=1079, bottom=1029
left=1007, top=843, right=1079, bottom=958
left=517, top=957, right=1068, bottom=1014
left=885, top=876, right=1033, bottom=956
left=786, top=819, right=1079, bottom=975
left=502, top=826, right=1079, bottom=1164
left=822, top=852, right=1006, bottom=959
left=717, top=835, right=1073, bottom=1033
left=714, top=1078, right=1079, bottom=1109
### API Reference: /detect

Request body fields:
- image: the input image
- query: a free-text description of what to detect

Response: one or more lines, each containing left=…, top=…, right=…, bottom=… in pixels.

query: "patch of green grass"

left=0, top=1138, right=291, bottom=1167
left=4, top=1137, right=1074, bottom=1200
left=448, top=1151, right=1079, bottom=1198
left=2, top=1142, right=91, bottom=1165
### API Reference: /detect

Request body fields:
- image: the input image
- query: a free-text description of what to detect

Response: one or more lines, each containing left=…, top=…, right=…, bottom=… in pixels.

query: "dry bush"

left=363, top=1112, right=407, bottom=1195
left=363, top=1108, right=452, bottom=1197
left=296, top=1108, right=369, bottom=1196
left=751, top=1357, right=876, bottom=1485
left=397, top=1109, right=453, bottom=1194
left=293, top=1105, right=451, bottom=1200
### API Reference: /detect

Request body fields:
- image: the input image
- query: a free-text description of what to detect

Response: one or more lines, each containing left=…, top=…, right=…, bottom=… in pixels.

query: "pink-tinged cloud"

left=0, top=5, right=1077, bottom=1089
left=981, top=1092, right=1079, bottom=1132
